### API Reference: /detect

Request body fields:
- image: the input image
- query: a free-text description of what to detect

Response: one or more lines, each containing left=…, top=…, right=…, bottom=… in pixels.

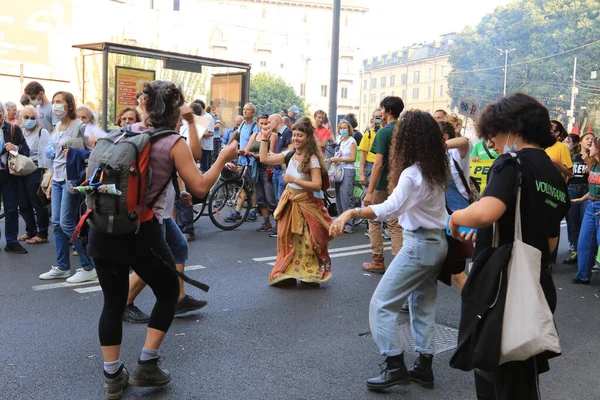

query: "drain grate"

left=396, top=323, right=459, bottom=355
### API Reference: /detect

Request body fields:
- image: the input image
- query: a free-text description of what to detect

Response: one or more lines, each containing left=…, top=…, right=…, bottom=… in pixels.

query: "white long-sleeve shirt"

left=370, top=164, right=448, bottom=231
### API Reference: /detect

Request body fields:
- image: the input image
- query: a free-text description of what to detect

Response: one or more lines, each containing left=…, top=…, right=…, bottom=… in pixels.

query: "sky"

left=359, top=0, right=513, bottom=57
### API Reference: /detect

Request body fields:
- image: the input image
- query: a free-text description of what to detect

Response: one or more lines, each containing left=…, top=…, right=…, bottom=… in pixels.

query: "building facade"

left=359, top=33, right=456, bottom=128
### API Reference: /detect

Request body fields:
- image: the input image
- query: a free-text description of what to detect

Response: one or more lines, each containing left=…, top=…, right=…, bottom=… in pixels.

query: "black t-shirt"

left=568, top=153, right=589, bottom=185
left=353, top=130, right=363, bottom=147
left=475, top=149, right=569, bottom=265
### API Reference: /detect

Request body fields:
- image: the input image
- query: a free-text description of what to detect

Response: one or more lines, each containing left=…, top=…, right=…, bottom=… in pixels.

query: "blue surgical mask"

left=374, top=118, right=382, bottom=125
left=503, top=133, right=518, bottom=154
left=23, top=119, right=36, bottom=130
left=340, top=129, right=349, bottom=137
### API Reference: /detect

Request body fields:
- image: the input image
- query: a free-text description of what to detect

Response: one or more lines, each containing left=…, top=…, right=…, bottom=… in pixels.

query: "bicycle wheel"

left=350, top=182, right=366, bottom=227
left=193, top=202, right=205, bottom=222
left=208, top=180, right=251, bottom=230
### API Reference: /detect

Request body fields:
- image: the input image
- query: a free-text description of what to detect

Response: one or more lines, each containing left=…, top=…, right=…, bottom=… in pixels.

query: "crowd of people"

left=0, top=79, right=589, bottom=400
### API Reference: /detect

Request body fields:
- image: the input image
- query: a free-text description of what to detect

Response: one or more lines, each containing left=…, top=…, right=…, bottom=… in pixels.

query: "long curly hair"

left=388, top=110, right=450, bottom=191
left=292, top=117, right=327, bottom=173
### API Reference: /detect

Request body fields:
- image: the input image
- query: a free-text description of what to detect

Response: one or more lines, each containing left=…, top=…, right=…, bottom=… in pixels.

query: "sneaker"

left=73, top=249, right=78, bottom=256
left=268, top=229, right=278, bottom=238
left=66, top=268, right=98, bottom=284
left=175, top=295, right=208, bottom=318
left=562, top=251, right=577, bottom=265
left=257, top=222, right=273, bottom=232
left=246, top=210, right=258, bottom=222
left=367, top=353, right=410, bottom=392
left=382, top=228, right=391, bottom=240
left=364, top=230, right=370, bottom=238
left=224, top=211, right=242, bottom=222
left=123, top=304, right=150, bottom=323
left=39, top=266, right=70, bottom=280
left=4, top=242, right=28, bottom=254
left=104, top=363, right=129, bottom=400
left=183, top=233, right=196, bottom=242
left=129, top=357, right=171, bottom=387
left=400, top=302, right=409, bottom=313
left=593, top=263, right=600, bottom=272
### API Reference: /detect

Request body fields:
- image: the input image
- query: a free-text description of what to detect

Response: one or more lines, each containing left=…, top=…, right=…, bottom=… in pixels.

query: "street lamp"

left=498, top=48, right=516, bottom=96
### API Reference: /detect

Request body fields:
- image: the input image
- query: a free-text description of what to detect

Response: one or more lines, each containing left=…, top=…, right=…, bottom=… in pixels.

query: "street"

left=1, top=217, right=599, bottom=400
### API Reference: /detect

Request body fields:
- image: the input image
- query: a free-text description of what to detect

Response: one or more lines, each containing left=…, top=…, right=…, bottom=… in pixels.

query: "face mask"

left=374, top=118, right=382, bottom=125
left=340, top=129, right=349, bottom=137
left=52, top=103, right=67, bottom=119
left=32, top=99, right=42, bottom=106
left=503, top=133, right=518, bottom=154
left=23, top=119, right=36, bottom=130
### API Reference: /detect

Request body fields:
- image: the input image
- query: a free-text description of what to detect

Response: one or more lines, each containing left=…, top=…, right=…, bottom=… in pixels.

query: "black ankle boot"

left=366, top=353, right=410, bottom=391
left=408, top=354, right=434, bottom=388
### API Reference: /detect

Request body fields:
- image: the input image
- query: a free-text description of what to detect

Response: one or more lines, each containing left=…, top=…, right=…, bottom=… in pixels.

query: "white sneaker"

left=66, top=268, right=98, bottom=284
left=39, top=266, right=71, bottom=280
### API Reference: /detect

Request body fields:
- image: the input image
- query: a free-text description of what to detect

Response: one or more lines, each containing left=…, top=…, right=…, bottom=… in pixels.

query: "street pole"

left=329, top=0, right=341, bottom=132
left=568, top=56, right=578, bottom=133
left=499, top=48, right=516, bottom=96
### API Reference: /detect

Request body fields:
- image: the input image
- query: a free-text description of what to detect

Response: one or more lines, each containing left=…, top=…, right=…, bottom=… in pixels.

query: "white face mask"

left=32, top=99, right=42, bottom=106
left=52, top=103, right=67, bottom=120
left=503, top=132, right=519, bottom=154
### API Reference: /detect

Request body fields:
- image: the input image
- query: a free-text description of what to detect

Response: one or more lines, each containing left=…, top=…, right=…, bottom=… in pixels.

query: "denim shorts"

left=162, top=217, right=188, bottom=264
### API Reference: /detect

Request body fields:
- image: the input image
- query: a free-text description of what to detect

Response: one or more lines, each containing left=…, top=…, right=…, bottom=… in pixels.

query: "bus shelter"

left=73, top=42, right=251, bottom=131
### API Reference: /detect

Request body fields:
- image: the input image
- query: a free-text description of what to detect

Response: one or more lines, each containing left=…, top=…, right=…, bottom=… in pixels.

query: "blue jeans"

left=575, top=200, right=600, bottom=281
left=364, top=161, right=373, bottom=186
left=0, top=181, right=19, bottom=244
left=272, top=168, right=286, bottom=203
left=200, top=149, right=212, bottom=172
left=51, top=180, right=93, bottom=271
left=162, top=217, right=188, bottom=264
left=335, top=168, right=355, bottom=229
left=175, top=198, right=195, bottom=234
left=369, top=228, right=448, bottom=356
left=446, top=178, right=470, bottom=213
left=18, top=168, right=49, bottom=239
left=566, top=184, right=588, bottom=250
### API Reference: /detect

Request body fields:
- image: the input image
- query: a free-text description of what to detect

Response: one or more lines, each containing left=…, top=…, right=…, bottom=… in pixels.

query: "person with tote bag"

left=448, top=93, right=569, bottom=399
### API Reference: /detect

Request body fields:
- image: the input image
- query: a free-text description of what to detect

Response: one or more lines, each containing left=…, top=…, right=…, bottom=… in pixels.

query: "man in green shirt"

left=363, top=96, right=404, bottom=273
left=471, top=139, right=498, bottom=161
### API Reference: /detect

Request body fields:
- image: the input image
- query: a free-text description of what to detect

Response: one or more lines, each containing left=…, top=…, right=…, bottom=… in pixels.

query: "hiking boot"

left=362, top=256, right=385, bottom=274
left=129, top=357, right=171, bottom=387
left=562, top=251, right=577, bottom=265
left=5, top=242, right=28, bottom=254
left=175, top=295, right=207, bottom=318
left=104, top=363, right=129, bottom=400
left=66, top=268, right=98, bottom=284
left=224, top=211, right=242, bottom=222
left=123, top=304, right=150, bottom=323
left=246, top=210, right=258, bottom=222
left=39, top=266, right=70, bottom=280
left=366, top=353, right=410, bottom=391
left=257, top=222, right=273, bottom=232
left=183, top=233, right=195, bottom=242
left=408, top=354, right=434, bottom=388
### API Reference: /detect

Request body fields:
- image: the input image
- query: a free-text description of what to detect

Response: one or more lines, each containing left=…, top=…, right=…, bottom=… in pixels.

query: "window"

left=401, top=89, right=406, bottom=99
left=412, top=88, right=419, bottom=99
left=344, top=15, right=349, bottom=26
left=371, top=78, right=376, bottom=89
left=440, top=66, right=445, bottom=78
left=401, top=74, right=407, bottom=85
left=370, top=93, right=376, bottom=103
left=363, top=113, right=366, bottom=124
left=320, top=85, right=328, bottom=97
left=341, top=87, right=348, bottom=99
left=413, top=71, right=420, bottom=83
left=390, top=75, right=396, bottom=86
left=427, top=86, right=432, bottom=98
left=380, top=92, right=386, bottom=101
left=300, top=83, right=305, bottom=96
left=280, top=63, right=285, bottom=69
left=428, top=68, right=433, bottom=80
left=363, top=94, right=367, bottom=103
left=260, top=61, right=266, bottom=67
left=382, top=55, right=388, bottom=65
left=363, top=80, right=367, bottom=90
left=303, top=13, right=307, bottom=23
left=381, top=77, right=386, bottom=88
left=439, top=85, right=444, bottom=97
left=261, top=8, right=266, bottom=19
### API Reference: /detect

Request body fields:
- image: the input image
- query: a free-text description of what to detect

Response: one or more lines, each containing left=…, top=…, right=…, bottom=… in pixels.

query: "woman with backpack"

left=86, top=80, right=238, bottom=399
left=449, top=93, right=568, bottom=399
left=330, top=110, right=450, bottom=391
left=258, top=116, right=333, bottom=286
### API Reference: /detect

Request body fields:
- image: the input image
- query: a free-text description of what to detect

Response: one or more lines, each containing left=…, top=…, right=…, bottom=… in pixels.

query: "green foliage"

left=447, top=0, right=600, bottom=126
left=250, top=73, right=306, bottom=116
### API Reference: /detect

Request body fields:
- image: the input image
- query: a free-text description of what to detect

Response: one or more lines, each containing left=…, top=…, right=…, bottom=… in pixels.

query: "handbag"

left=328, top=144, right=346, bottom=184
left=499, top=185, right=561, bottom=364
left=452, top=158, right=481, bottom=203
left=7, top=124, right=36, bottom=176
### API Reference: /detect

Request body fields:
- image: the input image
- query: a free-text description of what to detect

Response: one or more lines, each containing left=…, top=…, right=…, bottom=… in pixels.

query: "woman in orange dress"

left=258, top=117, right=332, bottom=286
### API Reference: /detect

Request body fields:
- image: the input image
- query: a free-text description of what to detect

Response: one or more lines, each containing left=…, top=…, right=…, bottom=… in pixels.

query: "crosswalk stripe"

left=74, top=286, right=102, bottom=294
left=265, top=246, right=392, bottom=266
left=33, top=279, right=99, bottom=291
left=253, top=243, right=373, bottom=262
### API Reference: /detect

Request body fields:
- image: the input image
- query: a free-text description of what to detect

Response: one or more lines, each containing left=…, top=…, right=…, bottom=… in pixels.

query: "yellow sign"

left=115, top=66, right=155, bottom=117
left=470, top=159, right=494, bottom=193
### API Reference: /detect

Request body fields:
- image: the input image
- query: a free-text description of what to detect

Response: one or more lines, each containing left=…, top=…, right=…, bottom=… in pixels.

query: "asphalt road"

left=0, top=217, right=599, bottom=400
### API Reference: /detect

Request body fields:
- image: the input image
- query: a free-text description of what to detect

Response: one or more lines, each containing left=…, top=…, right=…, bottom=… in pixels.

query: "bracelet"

left=261, top=139, right=269, bottom=142
left=355, top=207, right=361, bottom=218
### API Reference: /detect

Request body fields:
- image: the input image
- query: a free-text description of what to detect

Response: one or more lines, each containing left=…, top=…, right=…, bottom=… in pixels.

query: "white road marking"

left=265, top=246, right=392, bottom=266
left=74, top=286, right=102, bottom=294
left=253, top=243, right=372, bottom=262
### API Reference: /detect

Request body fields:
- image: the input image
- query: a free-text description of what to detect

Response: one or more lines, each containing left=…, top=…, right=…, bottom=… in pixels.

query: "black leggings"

left=93, top=222, right=179, bottom=347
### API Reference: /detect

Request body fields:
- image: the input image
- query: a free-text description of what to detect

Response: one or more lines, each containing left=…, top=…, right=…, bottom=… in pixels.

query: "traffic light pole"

left=328, top=0, right=341, bottom=134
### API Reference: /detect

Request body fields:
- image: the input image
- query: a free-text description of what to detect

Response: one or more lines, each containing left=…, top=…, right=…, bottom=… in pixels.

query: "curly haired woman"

left=331, top=110, right=450, bottom=391
left=259, top=117, right=333, bottom=286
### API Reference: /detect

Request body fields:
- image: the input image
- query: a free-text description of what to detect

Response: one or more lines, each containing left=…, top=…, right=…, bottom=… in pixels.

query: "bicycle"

left=324, top=181, right=366, bottom=227
left=207, top=155, right=257, bottom=230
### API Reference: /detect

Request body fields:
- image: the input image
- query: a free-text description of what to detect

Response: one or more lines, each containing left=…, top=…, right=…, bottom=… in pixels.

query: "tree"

left=250, top=73, right=306, bottom=116
left=447, top=0, right=600, bottom=127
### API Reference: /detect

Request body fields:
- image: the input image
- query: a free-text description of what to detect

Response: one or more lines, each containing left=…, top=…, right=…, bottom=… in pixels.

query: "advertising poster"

left=115, top=66, right=155, bottom=117
left=470, top=159, right=494, bottom=193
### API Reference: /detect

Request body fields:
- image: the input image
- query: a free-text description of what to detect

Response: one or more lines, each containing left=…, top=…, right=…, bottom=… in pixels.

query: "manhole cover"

left=396, top=323, right=458, bottom=355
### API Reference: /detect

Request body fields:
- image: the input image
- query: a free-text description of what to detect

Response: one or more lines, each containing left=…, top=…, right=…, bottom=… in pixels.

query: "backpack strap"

left=146, top=128, right=182, bottom=208
left=452, top=157, right=473, bottom=198
left=284, top=150, right=296, bottom=167
left=483, top=145, right=496, bottom=160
